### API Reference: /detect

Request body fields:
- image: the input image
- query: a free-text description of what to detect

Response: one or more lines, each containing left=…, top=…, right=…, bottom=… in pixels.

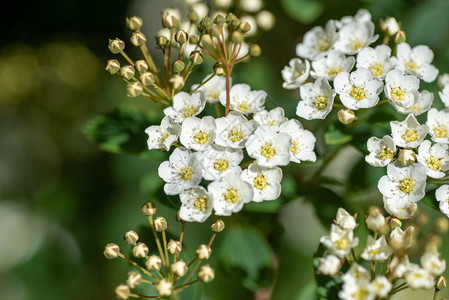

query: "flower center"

left=434, top=125, right=448, bottom=138
left=194, top=196, right=208, bottom=211
left=353, top=288, right=369, bottom=300
left=350, top=87, right=365, bottom=100
left=206, top=89, right=220, bottom=99
left=182, top=105, right=197, bottom=118
left=426, top=156, right=441, bottom=171
left=193, top=131, right=209, bottom=145
left=317, top=39, right=331, bottom=52
left=228, top=127, right=243, bottom=142
left=260, top=143, right=276, bottom=159
left=315, top=95, right=328, bottom=110
left=294, top=69, right=305, bottom=79
left=161, top=131, right=170, bottom=142
left=213, top=158, right=229, bottom=172
left=224, top=188, right=239, bottom=203
left=369, top=63, right=384, bottom=77
left=236, top=101, right=250, bottom=113
left=334, top=238, right=349, bottom=250
left=253, top=174, right=267, bottom=190
left=179, top=167, right=193, bottom=181
left=390, top=87, right=404, bottom=101
left=327, top=65, right=342, bottom=78
left=290, top=139, right=299, bottom=154
left=349, top=39, right=364, bottom=51
left=402, top=129, right=418, bottom=143
left=399, top=177, right=414, bottom=194
left=379, top=146, right=394, bottom=161
left=405, top=61, right=417, bottom=71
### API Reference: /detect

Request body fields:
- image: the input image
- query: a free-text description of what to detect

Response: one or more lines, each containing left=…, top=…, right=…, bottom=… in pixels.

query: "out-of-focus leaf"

left=244, top=200, right=282, bottom=213
left=313, top=244, right=342, bottom=300
left=280, top=0, right=324, bottom=24
left=324, top=123, right=352, bottom=145
left=306, top=186, right=345, bottom=229
left=348, top=157, right=385, bottom=190
left=421, top=191, right=440, bottom=212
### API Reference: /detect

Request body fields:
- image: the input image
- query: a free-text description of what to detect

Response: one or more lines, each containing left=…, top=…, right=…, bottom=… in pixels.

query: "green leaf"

left=306, top=187, right=345, bottom=229
left=324, top=123, right=352, bottom=145
left=280, top=0, right=324, bottom=24
left=244, top=200, right=282, bottom=213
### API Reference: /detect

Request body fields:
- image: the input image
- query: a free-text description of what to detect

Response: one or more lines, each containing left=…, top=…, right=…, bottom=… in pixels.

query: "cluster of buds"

left=316, top=207, right=448, bottom=299
left=104, top=201, right=225, bottom=299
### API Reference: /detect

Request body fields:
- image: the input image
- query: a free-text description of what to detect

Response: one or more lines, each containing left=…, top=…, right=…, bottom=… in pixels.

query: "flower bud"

left=132, top=242, right=149, bottom=258
left=104, top=243, right=120, bottom=259
left=142, top=201, right=156, bottom=216
left=154, top=217, right=168, bottom=232
left=436, top=276, right=447, bottom=290
left=140, top=72, right=155, bottom=86
left=105, top=59, right=121, bottom=75
left=123, top=231, right=138, bottom=245
left=146, top=255, right=162, bottom=271
left=196, top=244, right=211, bottom=260
left=390, top=217, right=402, bottom=229
left=210, top=25, right=222, bottom=38
left=155, top=279, right=173, bottom=297
left=130, top=31, right=146, bottom=46
left=108, top=38, right=125, bottom=54
left=156, top=36, right=169, bottom=48
left=366, top=207, right=385, bottom=232
left=169, top=74, right=185, bottom=90
left=380, top=17, right=400, bottom=36
left=172, top=60, right=185, bottom=73
left=200, top=17, right=213, bottom=32
left=189, top=35, right=199, bottom=44
left=198, top=264, right=215, bottom=282
left=213, top=62, right=225, bottom=76
left=398, top=148, right=415, bottom=166
left=226, top=13, right=237, bottom=24
left=171, top=260, right=188, bottom=277
left=214, top=14, right=226, bottom=25
left=416, top=212, right=428, bottom=225
left=175, top=30, right=189, bottom=44
left=127, top=82, right=143, bottom=97
left=167, top=239, right=182, bottom=255
left=239, top=21, right=251, bottom=33
left=249, top=44, right=261, bottom=57
left=256, top=11, right=275, bottom=31
left=135, top=60, right=148, bottom=73
left=162, top=14, right=178, bottom=29
left=394, top=30, right=406, bottom=44
left=435, top=218, right=449, bottom=234
left=115, top=284, right=130, bottom=299
left=127, top=271, right=142, bottom=288
left=211, top=219, right=225, bottom=232
left=120, top=65, right=135, bottom=80
left=337, top=108, right=356, bottom=124
left=188, top=11, right=199, bottom=24
left=126, top=16, right=143, bottom=31
left=230, top=18, right=241, bottom=30
left=231, top=31, right=243, bottom=44
left=189, top=51, right=203, bottom=65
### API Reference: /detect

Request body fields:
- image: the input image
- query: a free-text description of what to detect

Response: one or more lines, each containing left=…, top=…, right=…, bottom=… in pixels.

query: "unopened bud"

left=146, top=255, right=162, bottom=271
left=231, top=31, right=243, bottom=44
left=173, top=60, right=185, bottom=73
left=338, top=108, right=356, bottom=124
left=135, top=60, right=148, bottom=73
left=169, top=74, right=185, bottom=90
left=127, top=271, right=142, bottom=288
left=394, top=30, right=406, bottom=44
left=210, top=25, right=222, bottom=38
left=142, top=201, right=156, bottom=216
left=214, top=14, right=226, bottom=25
left=239, top=21, right=251, bottom=33
left=188, top=11, right=199, bottom=24
left=436, top=276, right=447, bottom=290
left=120, top=65, right=135, bottom=80
left=226, top=13, right=237, bottom=23
left=171, top=260, right=187, bottom=277
left=213, top=62, right=225, bottom=76
left=390, top=218, right=402, bottom=229
left=105, top=59, right=120, bottom=74
left=198, top=264, right=215, bottom=282
left=162, top=14, right=178, bottom=29
left=115, top=284, right=131, bottom=299
left=124, top=230, right=139, bottom=245
left=211, top=219, right=225, bottom=232
left=189, top=50, right=203, bottom=65
left=130, top=31, right=146, bottom=46
left=103, top=243, right=120, bottom=259
left=167, top=240, right=182, bottom=255
left=398, top=148, right=415, bottom=166
left=249, top=44, right=261, bottom=57
left=189, top=35, right=199, bottom=44
left=155, top=279, right=173, bottom=297
left=132, top=242, right=149, bottom=258
left=156, top=36, right=169, bottom=48
left=416, top=212, right=428, bottom=225
left=380, top=17, right=400, bottom=36
left=438, top=74, right=449, bottom=89
left=196, top=244, right=211, bottom=260
left=108, top=38, right=125, bottom=54
left=126, top=16, right=143, bottom=31
left=230, top=18, right=241, bottom=30
left=366, top=207, right=385, bottom=232
left=435, top=218, right=449, bottom=234
left=127, top=82, right=143, bottom=97
left=175, top=30, right=189, bottom=44
left=140, top=72, right=155, bottom=86
left=200, top=17, right=213, bottom=32
left=154, top=217, right=168, bottom=232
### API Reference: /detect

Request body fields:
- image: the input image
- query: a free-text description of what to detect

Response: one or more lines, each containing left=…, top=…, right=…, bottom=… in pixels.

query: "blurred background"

left=1, top=0, right=449, bottom=299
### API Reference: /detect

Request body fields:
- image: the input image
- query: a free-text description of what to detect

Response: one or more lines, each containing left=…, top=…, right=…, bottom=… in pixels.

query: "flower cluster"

left=104, top=201, right=224, bottom=299
left=317, top=208, right=448, bottom=299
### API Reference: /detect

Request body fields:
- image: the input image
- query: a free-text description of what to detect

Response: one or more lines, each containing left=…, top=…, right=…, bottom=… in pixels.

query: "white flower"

left=421, top=250, right=446, bottom=276
left=378, top=162, right=427, bottom=203
left=436, top=185, right=449, bottom=217
left=191, top=74, right=228, bottom=104
left=239, top=0, right=262, bottom=12
left=320, top=224, right=359, bottom=258
left=391, top=42, right=438, bottom=83
left=246, top=125, right=292, bottom=167
left=438, top=74, right=449, bottom=89
left=241, top=162, right=282, bottom=202
left=145, top=116, right=181, bottom=151
left=365, top=135, right=396, bottom=167
left=417, top=140, right=449, bottom=179
left=390, top=255, right=410, bottom=279
left=214, top=111, right=257, bottom=148
left=390, top=114, right=429, bottom=148
left=208, top=172, right=253, bottom=216
left=392, top=90, right=434, bottom=116
left=317, top=255, right=342, bottom=276
left=360, top=235, right=392, bottom=261
left=256, top=10, right=275, bottom=31
left=296, top=20, right=337, bottom=60
left=219, top=83, right=266, bottom=114
left=426, top=108, right=449, bottom=144
left=192, top=3, right=209, bottom=19
left=439, top=85, right=449, bottom=108
left=158, top=148, right=202, bottom=195
left=162, top=8, right=181, bottom=21
left=179, top=187, right=213, bottom=223
left=342, top=263, right=371, bottom=284
left=371, top=276, right=392, bottom=298
left=405, top=264, right=436, bottom=289
left=381, top=17, right=400, bottom=36
left=201, top=145, right=243, bottom=181
left=310, top=50, right=355, bottom=81
left=296, top=77, right=335, bottom=120
left=366, top=208, right=385, bottom=232
left=384, top=69, right=420, bottom=109
left=336, top=9, right=372, bottom=29
left=278, top=119, right=316, bottom=163
left=333, top=20, right=378, bottom=55
left=281, top=58, right=310, bottom=89
left=179, top=116, right=216, bottom=151
left=356, top=45, right=394, bottom=79
left=335, top=208, right=357, bottom=231
left=383, top=196, right=417, bottom=219
left=339, top=279, right=375, bottom=300
left=253, top=107, right=287, bottom=131
left=334, top=67, right=383, bottom=110
left=164, top=91, right=206, bottom=122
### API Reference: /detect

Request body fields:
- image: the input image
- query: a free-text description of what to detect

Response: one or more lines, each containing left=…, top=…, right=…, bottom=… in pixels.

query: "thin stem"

left=351, top=248, right=357, bottom=262
left=175, top=279, right=200, bottom=290
left=370, top=261, right=375, bottom=279
left=118, top=254, right=159, bottom=282
left=130, top=294, right=160, bottom=299
left=162, top=231, right=170, bottom=275
left=148, top=217, right=168, bottom=270
left=188, top=256, right=197, bottom=268
left=345, top=255, right=352, bottom=266
left=119, top=50, right=135, bottom=66
left=225, top=70, right=231, bottom=116
left=167, top=29, right=174, bottom=78
left=180, top=260, right=201, bottom=286
left=208, top=232, right=217, bottom=247
left=433, top=288, right=438, bottom=300
left=162, top=48, right=170, bottom=94
left=141, top=279, right=155, bottom=285
left=190, top=73, right=216, bottom=95
left=214, top=102, right=222, bottom=117
left=139, top=44, right=159, bottom=77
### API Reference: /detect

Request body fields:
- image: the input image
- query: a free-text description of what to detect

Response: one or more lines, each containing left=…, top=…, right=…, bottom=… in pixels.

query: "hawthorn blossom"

left=390, top=114, right=429, bottom=148
left=371, top=276, right=392, bottom=298
left=296, top=20, right=337, bottom=60
left=335, top=208, right=357, bottom=231
left=392, top=90, right=433, bottom=115
left=317, top=255, right=342, bottom=276
left=218, top=83, right=266, bottom=114
left=180, top=116, right=216, bottom=151
left=405, top=264, right=435, bottom=289
left=436, top=185, right=449, bottom=217
left=333, top=19, right=378, bottom=55
left=145, top=116, right=181, bottom=151
left=179, top=187, right=213, bottom=222
left=296, top=77, right=335, bottom=120
left=201, top=145, right=243, bottom=181
left=278, top=119, right=316, bottom=163
left=310, top=50, right=355, bottom=81
left=253, top=107, right=287, bottom=131
left=426, top=108, right=449, bottom=144
left=417, top=140, right=449, bottom=178
left=320, top=224, right=359, bottom=258
left=439, top=84, right=449, bottom=107
left=356, top=45, right=394, bottom=79
left=365, top=135, right=396, bottom=167
left=384, top=69, right=420, bottom=109
left=360, top=235, right=392, bottom=261
left=241, top=162, right=282, bottom=202
left=214, top=111, right=257, bottom=148
left=163, top=91, right=206, bottom=122
left=420, top=250, right=446, bottom=276
left=281, top=58, right=310, bottom=89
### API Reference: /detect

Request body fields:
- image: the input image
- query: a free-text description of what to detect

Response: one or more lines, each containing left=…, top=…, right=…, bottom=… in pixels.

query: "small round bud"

left=156, top=36, right=169, bottom=48
left=172, top=60, right=185, bottom=73
left=200, top=17, right=213, bottom=32
left=167, top=239, right=182, bottom=255
left=135, top=60, right=148, bottom=73
left=154, top=217, right=168, bottom=232
left=366, top=207, right=385, bottom=232
left=435, top=218, right=449, bottom=234
left=124, top=230, right=139, bottom=245
left=416, top=212, right=428, bottom=225
left=103, top=243, right=120, bottom=259
left=211, top=219, right=225, bottom=232
left=146, top=255, right=162, bottom=271
left=175, top=30, right=189, bottom=44
left=214, top=14, right=226, bottom=25
left=231, top=31, right=243, bottom=44
left=130, top=32, right=146, bottom=46
left=162, top=14, right=178, bottom=29
left=390, top=218, right=402, bottom=229
left=105, top=59, right=121, bottom=75
left=398, top=148, right=416, bottom=166
left=126, top=16, right=143, bottom=31
left=436, top=276, right=447, bottom=291
left=226, top=13, right=237, bottom=23
left=142, top=201, right=157, bottom=216
left=108, top=38, right=125, bottom=54
left=213, top=62, right=225, bottom=76
left=171, top=260, right=188, bottom=277
left=249, top=44, right=261, bottom=57
left=196, top=244, right=211, bottom=260
left=256, top=11, right=275, bottom=31
left=239, top=21, right=251, bottom=33
left=230, top=18, right=241, bottom=30
left=169, top=74, right=185, bottom=90
left=155, top=279, right=173, bottom=297
left=140, top=72, right=155, bottom=86
left=127, top=271, right=142, bottom=288
left=132, top=242, right=149, bottom=258
left=120, top=65, right=135, bottom=80
left=188, top=11, right=199, bottom=24
left=189, top=35, right=199, bottom=44
left=210, top=25, right=222, bottom=38
left=438, top=73, right=449, bottom=89
left=380, top=17, right=400, bottom=36
left=337, top=108, right=356, bottom=124
left=198, top=264, right=215, bottom=282
left=189, top=50, right=203, bottom=65
left=115, top=284, right=130, bottom=299
left=394, top=30, right=406, bottom=44
left=127, top=82, right=143, bottom=97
